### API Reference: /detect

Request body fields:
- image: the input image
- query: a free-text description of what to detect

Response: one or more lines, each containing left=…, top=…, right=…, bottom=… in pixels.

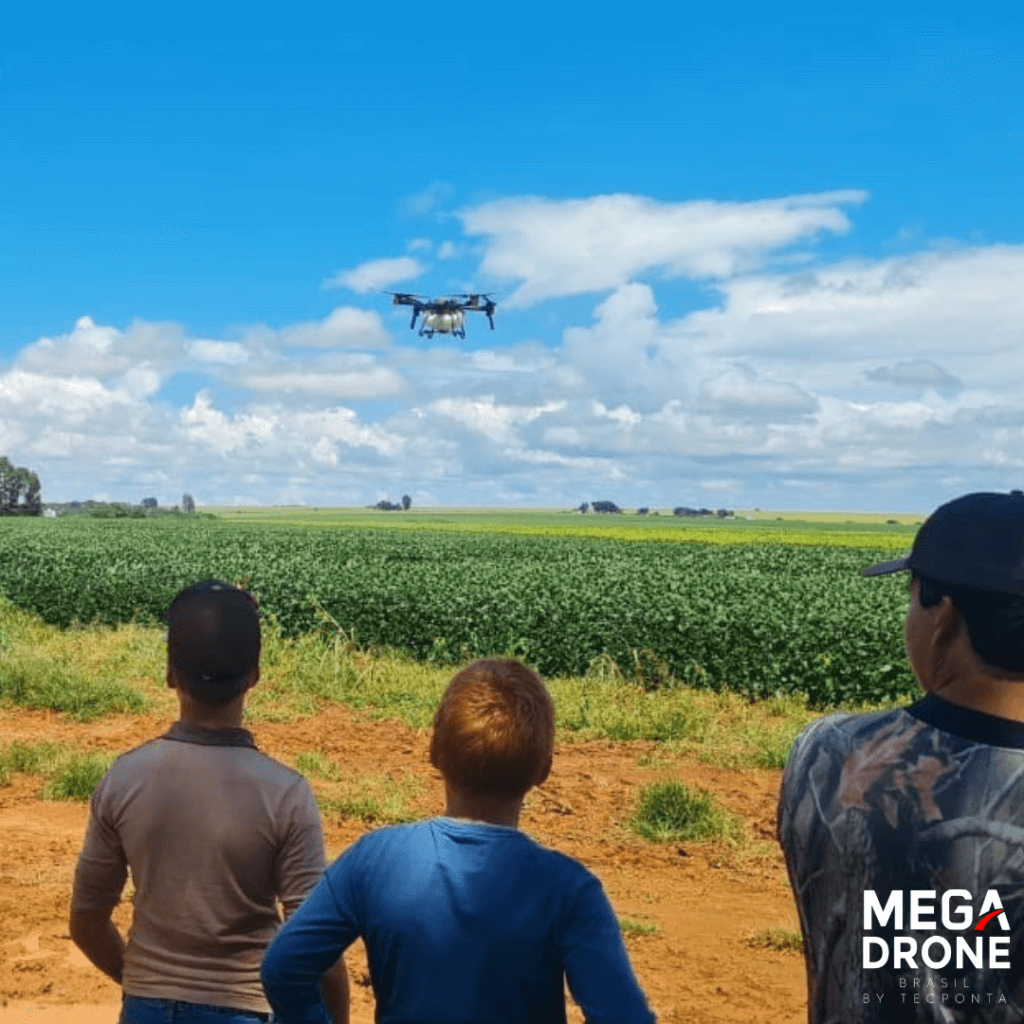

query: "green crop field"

left=0, top=511, right=918, bottom=708
left=200, top=505, right=923, bottom=549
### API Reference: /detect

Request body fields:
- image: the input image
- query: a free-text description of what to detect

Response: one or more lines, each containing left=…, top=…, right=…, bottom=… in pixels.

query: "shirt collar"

left=906, top=692, right=1024, bottom=750
left=162, top=720, right=258, bottom=748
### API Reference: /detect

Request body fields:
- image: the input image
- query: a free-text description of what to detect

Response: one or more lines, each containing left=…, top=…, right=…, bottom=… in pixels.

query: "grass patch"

left=627, top=781, right=746, bottom=844
left=0, top=653, right=147, bottom=720
left=42, top=751, right=116, bottom=801
left=747, top=927, right=804, bottom=954
left=293, top=750, right=342, bottom=781
left=0, top=740, right=116, bottom=801
left=619, top=917, right=661, bottom=937
left=316, top=771, right=427, bottom=825
left=0, top=740, right=67, bottom=778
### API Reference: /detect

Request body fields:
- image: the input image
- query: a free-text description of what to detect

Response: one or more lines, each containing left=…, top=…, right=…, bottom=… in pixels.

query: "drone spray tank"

left=422, top=310, right=465, bottom=336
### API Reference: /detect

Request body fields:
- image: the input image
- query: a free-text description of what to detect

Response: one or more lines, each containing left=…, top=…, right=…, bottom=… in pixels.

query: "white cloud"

left=178, top=392, right=276, bottom=455
left=0, top=369, right=132, bottom=421
left=189, top=340, right=250, bottom=365
left=15, top=316, right=184, bottom=378
left=865, top=359, right=962, bottom=391
left=697, top=365, right=817, bottom=418
left=407, top=238, right=432, bottom=253
left=592, top=401, right=642, bottom=426
left=291, top=407, right=404, bottom=457
left=460, top=190, right=866, bottom=306
left=324, top=256, right=426, bottom=293
left=278, top=307, right=391, bottom=349
left=401, top=181, right=454, bottom=215
left=240, top=366, right=405, bottom=399
left=687, top=246, right=1024, bottom=365
left=430, top=396, right=566, bottom=444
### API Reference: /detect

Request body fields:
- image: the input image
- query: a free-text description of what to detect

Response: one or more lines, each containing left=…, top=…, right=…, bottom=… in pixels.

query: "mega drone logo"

left=863, top=890, right=1010, bottom=970
left=862, top=890, right=1012, bottom=1008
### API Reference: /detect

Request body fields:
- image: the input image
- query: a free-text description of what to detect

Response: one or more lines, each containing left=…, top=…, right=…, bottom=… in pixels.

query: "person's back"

left=261, top=658, right=656, bottom=1024
left=74, top=725, right=325, bottom=1012
left=779, top=697, right=1024, bottom=1022
left=70, top=579, right=347, bottom=1024
left=778, top=491, right=1024, bottom=1023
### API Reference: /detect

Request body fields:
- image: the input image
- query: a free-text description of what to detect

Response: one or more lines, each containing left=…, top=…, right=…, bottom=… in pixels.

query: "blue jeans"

left=119, top=996, right=273, bottom=1024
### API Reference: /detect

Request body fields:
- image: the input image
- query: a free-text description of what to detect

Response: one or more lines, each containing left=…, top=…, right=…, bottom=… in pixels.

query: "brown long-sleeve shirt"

left=71, top=721, right=326, bottom=1014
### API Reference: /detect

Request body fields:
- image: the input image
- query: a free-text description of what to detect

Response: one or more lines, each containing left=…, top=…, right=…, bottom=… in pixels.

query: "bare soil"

left=0, top=703, right=807, bottom=1024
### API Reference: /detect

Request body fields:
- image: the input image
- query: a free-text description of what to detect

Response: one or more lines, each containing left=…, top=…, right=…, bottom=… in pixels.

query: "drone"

left=384, top=292, right=497, bottom=339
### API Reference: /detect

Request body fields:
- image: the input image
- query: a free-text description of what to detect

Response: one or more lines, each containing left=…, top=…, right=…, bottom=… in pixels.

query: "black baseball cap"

left=862, top=491, right=1024, bottom=596
left=166, top=579, right=261, bottom=699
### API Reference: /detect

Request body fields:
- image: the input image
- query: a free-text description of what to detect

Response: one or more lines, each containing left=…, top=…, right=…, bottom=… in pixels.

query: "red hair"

left=430, top=659, right=555, bottom=800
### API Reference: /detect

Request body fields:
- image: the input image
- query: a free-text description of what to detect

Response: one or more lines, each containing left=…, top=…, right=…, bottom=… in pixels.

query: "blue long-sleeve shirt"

left=260, top=816, right=656, bottom=1024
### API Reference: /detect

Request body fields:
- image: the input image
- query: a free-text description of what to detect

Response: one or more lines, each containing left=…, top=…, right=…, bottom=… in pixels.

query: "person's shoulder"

left=247, top=748, right=308, bottom=786
left=99, top=735, right=169, bottom=774
left=786, top=704, right=913, bottom=767
left=241, top=749, right=321, bottom=809
left=102, top=735, right=309, bottom=792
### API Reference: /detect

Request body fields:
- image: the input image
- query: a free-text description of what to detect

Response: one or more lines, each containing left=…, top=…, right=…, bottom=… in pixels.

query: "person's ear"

left=934, top=596, right=963, bottom=646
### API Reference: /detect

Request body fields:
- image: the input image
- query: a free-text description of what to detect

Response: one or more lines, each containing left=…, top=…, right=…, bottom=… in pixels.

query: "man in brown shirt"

left=70, top=579, right=348, bottom=1024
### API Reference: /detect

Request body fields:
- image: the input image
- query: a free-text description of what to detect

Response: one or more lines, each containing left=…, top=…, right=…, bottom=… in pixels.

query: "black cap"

left=862, top=491, right=1024, bottom=596
left=166, top=579, right=261, bottom=695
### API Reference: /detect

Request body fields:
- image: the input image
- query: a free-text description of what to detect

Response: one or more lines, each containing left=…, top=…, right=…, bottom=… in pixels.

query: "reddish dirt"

left=0, top=703, right=807, bottom=1024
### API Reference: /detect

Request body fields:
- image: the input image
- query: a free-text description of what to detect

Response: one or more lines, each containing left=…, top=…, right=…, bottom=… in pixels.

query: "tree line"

left=575, top=501, right=734, bottom=517
left=372, top=495, right=412, bottom=511
left=0, top=456, right=208, bottom=517
left=46, top=495, right=206, bottom=518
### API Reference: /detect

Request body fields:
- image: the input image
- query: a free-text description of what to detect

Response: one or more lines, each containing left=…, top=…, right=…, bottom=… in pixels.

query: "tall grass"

left=0, top=740, right=117, bottom=801
left=627, top=781, right=747, bottom=844
left=0, top=590, right=914, bottom=765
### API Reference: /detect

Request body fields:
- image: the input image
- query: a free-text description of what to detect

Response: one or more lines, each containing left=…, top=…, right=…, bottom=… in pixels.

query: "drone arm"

left=410, top=308, right=419, bottom=329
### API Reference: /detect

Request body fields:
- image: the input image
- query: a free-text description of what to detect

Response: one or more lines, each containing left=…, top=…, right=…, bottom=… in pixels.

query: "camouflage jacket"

left=778, top=693, right=1024, bottom=1023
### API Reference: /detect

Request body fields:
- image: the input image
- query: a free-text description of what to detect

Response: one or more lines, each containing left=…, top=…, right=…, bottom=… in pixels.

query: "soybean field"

left=0, top=515, right=916, bottom=707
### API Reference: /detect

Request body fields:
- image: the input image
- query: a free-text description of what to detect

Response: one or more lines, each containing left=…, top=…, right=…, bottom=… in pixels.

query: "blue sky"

left=1, top=1, right=1022, bottom=510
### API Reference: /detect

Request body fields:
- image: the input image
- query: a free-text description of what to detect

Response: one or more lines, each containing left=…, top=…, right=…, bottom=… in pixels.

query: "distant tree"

left=22, top=470, right=42, bottom=515
left=141, top=497, right=158, bottom=508
left=715, top=508, right=732, bottom=518
left=673, top=506, right=695, bottom=517
left=374, top=499, right=402, bottom=511
left=401, top=494, right=412, bottom=510
left=0, top=456, right=42, bottom=515
left=182, top=494, right=195, bottom=516
left=576, top=502, right=589, bottom=514
left=591, top=501, right=621, bottom=514
left=636, top=507, right=650, bottom=515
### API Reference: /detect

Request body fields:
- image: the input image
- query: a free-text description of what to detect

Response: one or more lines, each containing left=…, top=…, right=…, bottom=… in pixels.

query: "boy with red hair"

left=261, top=658, right=656, bottom=1024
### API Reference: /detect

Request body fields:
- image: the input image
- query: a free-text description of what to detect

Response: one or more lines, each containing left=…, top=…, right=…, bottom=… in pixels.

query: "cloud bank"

left=3, top=190, right=1023, bottom=512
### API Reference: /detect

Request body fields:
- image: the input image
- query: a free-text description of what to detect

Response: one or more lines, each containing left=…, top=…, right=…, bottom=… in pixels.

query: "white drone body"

left=422, top=310, right=465, bottom=336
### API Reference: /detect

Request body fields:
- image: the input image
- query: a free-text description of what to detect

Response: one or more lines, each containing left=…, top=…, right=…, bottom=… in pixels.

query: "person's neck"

left=442, top=784, right=524, bottom=828
left=928, top=675, right=1024, bottom=723
left=177, top=695, right=247, bottom=730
